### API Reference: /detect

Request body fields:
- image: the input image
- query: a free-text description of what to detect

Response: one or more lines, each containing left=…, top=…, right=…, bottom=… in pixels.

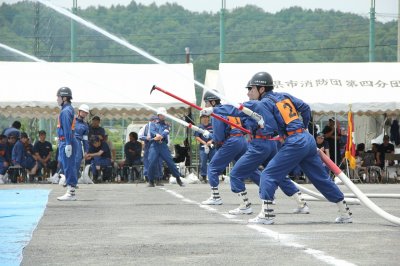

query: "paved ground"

left=3, top=182, right=399, bottom=266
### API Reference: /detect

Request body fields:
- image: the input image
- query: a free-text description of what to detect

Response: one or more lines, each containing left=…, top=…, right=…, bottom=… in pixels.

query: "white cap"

left=157, top=107, right=167, bottom=115
left=78, top=104, right=90, bottom=113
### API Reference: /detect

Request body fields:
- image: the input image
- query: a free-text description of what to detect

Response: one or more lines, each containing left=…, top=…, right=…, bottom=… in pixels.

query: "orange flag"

left=345, top=110, right=356, bottom=169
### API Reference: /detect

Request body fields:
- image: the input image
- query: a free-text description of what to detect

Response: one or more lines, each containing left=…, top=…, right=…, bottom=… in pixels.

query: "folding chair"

left=7, top=165, right=27, bottom=183
left=367, top=166, right=382, bottom=183
left=384, top=153, right=400, bottom=183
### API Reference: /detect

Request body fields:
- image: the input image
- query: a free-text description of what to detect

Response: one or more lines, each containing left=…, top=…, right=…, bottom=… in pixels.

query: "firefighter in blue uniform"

left=139, top=115, right=163, bottom=184
left=201, top=83, right=309, bottom=215
left=147, top=107, right=183, bottom=187
left=243, top=72, right=352, bottom=224
left=201, top=91, right=259, bottom=205
left=56, top=87, right=79, bottom=201
left=74, top=104, right=90, bottom=179
left=194, top=114, right=215, bottom=183
left=12, top=132, right=38, bottom=176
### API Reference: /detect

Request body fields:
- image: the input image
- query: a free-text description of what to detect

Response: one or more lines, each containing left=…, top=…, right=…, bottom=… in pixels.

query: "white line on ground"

left=161, top=187, right=356, bottom=266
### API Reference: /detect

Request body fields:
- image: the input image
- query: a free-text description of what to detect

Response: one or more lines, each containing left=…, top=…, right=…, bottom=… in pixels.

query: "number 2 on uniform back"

left=227, top=116, right=242, bottom=129
left=276, top=99, right=299, bottom=124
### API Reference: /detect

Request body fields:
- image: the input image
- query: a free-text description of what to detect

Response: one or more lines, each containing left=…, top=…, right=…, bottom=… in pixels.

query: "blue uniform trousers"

left=91, top=157, right=111, bottom=177
left=147, top=141, right=180, bottom=182
left=143, top=146, right=162, bottom=179
left=59, top=138, right=79, bottom=187
left=24, top=156, right=37, bottom=171
left=143, top=145, right=150, bottom=177
left=260, top=132, right=344, bottom=203
left=207, top=136, right=247, bottom=188
left=75, top=140, right=84, bottom=177
left=230, top=139, right=299, bottom=196
left=199, top=147, right=216, bottom=177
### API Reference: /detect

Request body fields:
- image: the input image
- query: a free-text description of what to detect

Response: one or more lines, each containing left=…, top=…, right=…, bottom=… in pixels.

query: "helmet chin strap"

left=60, top=97, right=69, bottom=107
left=257, top=87, right=265, bottom=100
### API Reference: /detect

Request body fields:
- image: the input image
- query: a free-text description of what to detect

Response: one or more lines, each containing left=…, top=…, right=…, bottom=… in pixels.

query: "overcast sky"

left=1, top=0, right=398, bottom=21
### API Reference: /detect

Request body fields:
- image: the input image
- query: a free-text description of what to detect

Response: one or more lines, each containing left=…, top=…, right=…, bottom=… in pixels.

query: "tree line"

left=0, top=1, right=397, bottom=83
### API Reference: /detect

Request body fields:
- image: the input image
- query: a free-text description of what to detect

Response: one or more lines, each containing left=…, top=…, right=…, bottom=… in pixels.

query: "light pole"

left=71, top=0, right=77, bottom=62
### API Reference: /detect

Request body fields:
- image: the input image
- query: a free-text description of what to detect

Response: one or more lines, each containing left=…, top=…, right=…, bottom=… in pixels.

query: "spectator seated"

left=86, top=136, right=112, bottom=183
left=33, top=130, right=53, bottom=181
left=11, top=132, right=39, bottom=182
left=123, top=131, right=142, bottom=182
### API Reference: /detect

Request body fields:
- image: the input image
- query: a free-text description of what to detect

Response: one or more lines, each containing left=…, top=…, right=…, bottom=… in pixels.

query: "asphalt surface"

left=3, top=182, right=399, bottom=266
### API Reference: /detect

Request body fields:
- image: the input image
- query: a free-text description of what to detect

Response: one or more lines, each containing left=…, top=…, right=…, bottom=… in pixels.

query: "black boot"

left=176, top=175, right=184, bottom=187
left=147, top=181, right=155, bottom=187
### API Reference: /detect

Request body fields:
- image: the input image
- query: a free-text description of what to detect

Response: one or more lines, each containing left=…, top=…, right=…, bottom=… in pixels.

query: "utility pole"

left=34, top=2, right=40, bottom=57
left=71, top=0, right=77, bottom=62
left=398, top=0, right=400, bottom=62
left=220, top=0, right=226, bottom=63
left=369, top=0, right=376, bottom=62
left=185, top=47, right=190, bottom=63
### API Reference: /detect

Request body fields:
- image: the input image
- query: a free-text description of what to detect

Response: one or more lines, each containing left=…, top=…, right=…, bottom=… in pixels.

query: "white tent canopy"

left=205, top=63, right=400, bottom=147
left=0, top=62, right=196, bottom=119
left=216, top=62, right=400, bottom=115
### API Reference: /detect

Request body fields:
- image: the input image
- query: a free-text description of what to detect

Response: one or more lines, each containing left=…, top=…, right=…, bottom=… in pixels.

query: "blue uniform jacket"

left=211, top=104, right=244, bottom=144
left=214, top=95, right=279, bottom=137
left=57, top=103, right=76, bottom=144
left=264, top=91, right=311, bottom=135
left=139, top=123, right=151, bottom=151
left=149, top=120, right=170, bottom=144
left=194, top=123, right=213, bottom=147
left=75, top=117, right=89, bottom=153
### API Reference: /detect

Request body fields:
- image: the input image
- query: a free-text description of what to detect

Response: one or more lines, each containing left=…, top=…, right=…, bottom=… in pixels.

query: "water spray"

left=0, top=43, right=45, bottom=62
left=34, top=0, right=261, bottom=121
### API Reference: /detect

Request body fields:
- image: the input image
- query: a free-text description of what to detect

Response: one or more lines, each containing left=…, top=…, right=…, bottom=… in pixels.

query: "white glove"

left=163, top=129, right=169, bottom=134
left=204, top=145, right=210, bottom=154
left=200, top=107, right=214, bottom=116
left=65, top=145, right=72, bottom=158
left=257, top=117, right=265, bottom=128
left=251, top=112, right=264, bottom=128
left=202, top=130, right=210, bottom=139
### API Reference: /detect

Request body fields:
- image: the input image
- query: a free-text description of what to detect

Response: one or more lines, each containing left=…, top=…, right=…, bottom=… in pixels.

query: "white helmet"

left=78, top=104, right=90, bottom=113
left=157, top=107, right=167, bottom=115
